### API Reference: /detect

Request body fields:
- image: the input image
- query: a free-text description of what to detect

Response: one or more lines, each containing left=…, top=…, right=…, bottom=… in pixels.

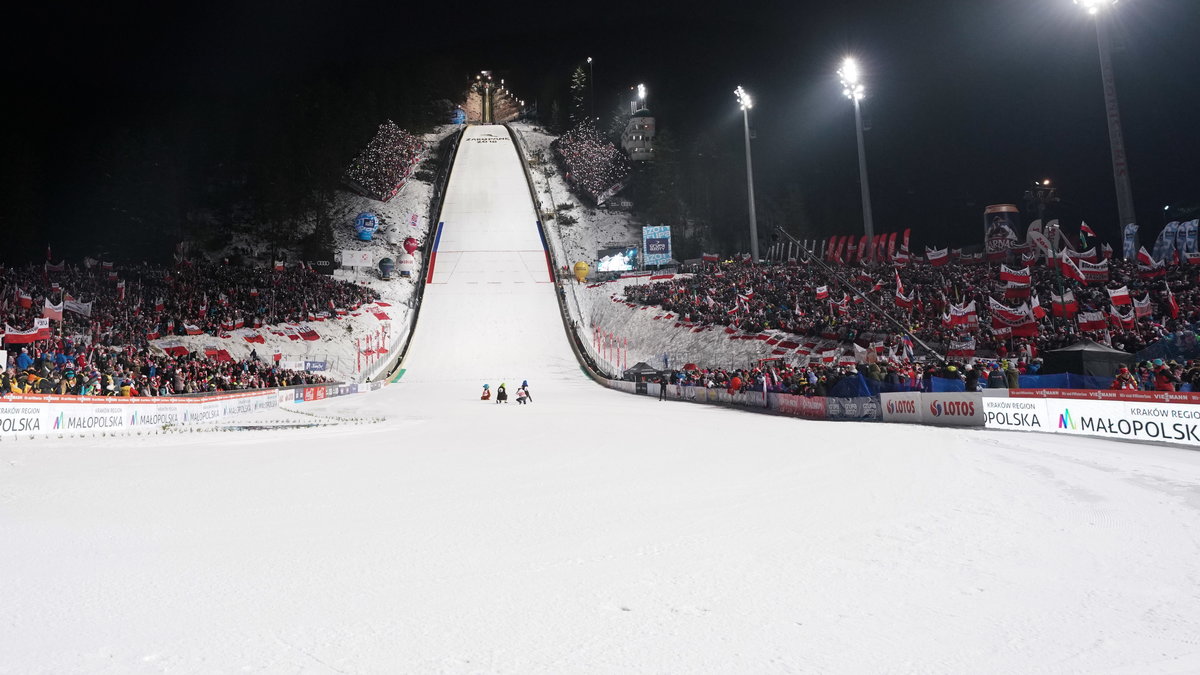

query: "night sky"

left=4, top=0, right=1198, bottom=260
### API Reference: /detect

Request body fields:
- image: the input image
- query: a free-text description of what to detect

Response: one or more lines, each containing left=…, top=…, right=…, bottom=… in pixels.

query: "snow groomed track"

left=3, top=124, right=1200, bottom=673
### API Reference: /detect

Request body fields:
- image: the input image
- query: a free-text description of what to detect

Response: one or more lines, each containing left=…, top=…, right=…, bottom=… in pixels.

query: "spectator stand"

left=342, top=120, right=429, bottom=202
left=549, top=120, right=631, bottom=206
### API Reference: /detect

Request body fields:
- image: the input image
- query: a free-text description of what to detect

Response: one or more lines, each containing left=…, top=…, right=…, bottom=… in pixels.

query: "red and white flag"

left=925, top=247, right=949, bottom=267
left=815, top=285, right=829, bottom=300
left=1133, top=294, right=1153, bottom=318
left=1059, top=250, right=1086, bottom=283
left=1050, top=290, right=1079, bottom=318
left=999, top=264, right=1030, bottom=285
left=1031, top=294, right=1046, bottom=319
left=42, top=298, right=63, bottom=321
left=1077, top=311, right=1107, bottom=332
left=1106, top=285, right=1132, bottom=306
left=1166, top=282, right=1180, bottom=319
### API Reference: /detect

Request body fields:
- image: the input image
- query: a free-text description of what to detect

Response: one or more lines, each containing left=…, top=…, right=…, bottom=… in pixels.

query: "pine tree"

left=605, top=102, right=631, bottom=145
left=569, top=66, right=588, bottom=126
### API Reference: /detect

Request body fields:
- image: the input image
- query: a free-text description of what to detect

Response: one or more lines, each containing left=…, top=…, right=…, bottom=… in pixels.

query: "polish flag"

left=1106, top=285, right=1131, bottom=306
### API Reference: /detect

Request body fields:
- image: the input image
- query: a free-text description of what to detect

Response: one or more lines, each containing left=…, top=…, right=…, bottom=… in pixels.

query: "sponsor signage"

left=984, top=397, right=1049, bottom=431
left=340, top=250, right=373, bottom=268
left=924, top=394, right=983, bottom=426
left=0, top=402, right=46, bottom=433
left=1048, top=399, right=1200, bottom=446
left=826, top=397, right=882, bottom=421
left=0, top=383, right=374, bottom=438
left=881, top=393, right=922, bottom=423
left=774, top=394, right=828, bottom=419
left=642, top=225, right=672, bottom=266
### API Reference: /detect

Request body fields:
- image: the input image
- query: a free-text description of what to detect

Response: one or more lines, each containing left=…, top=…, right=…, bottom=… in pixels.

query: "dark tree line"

left=1, top=61, right=462, bottom=265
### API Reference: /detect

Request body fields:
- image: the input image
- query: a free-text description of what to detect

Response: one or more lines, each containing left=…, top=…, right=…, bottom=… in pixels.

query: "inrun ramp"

left=400, top=124, right=580, bottom=390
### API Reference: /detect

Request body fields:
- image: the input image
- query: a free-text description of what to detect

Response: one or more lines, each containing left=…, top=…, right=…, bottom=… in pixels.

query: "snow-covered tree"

left=569, top=66, right=588, bottom=126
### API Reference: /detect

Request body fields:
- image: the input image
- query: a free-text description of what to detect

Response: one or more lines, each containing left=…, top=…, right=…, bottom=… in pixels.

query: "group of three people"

left=481, top=380, right=533, bottom=404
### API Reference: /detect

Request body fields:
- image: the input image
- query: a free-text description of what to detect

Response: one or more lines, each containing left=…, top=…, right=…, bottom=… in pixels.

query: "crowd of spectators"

left=646, top=353, right=1200, bottom=397
left=1, top=258, right=375, bottom=397
left=1, top=258, right=379, bottom=348
left=622, top=254, right=1200, bottom=368
left=2, top=339, right=328, bottom=397
left=551, top=121, right=631, bottom=204
left=343, top=120, right=427, bottom=201
left=639, top=359, right=1018, bottom=397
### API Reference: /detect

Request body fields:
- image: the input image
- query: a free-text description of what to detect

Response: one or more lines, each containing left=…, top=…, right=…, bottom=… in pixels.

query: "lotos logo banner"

left=880, top=393, right=930, bottom=423
left=929, top=399, right=976, bottom=418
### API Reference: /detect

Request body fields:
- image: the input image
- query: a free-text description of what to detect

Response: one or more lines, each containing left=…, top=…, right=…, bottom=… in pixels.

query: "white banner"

left=881, top=392, right=923, bottom=423
left=881, top=392, right=986, bottom=426
left=983, top=397, right=1050, bottom=432
left=340, top=249, right=373, bottom=267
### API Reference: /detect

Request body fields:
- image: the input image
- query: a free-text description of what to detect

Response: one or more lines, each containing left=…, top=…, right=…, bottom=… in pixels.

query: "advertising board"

left=642, top=226, right=672, bottom=266
left=881, top=393, right=922, bottom=423
left=826, top=397, right=882, bottom=421
left=922, top=393, right=984, bottom=426
left=773, top=394, right=828, bottom=419
left=983, top=397, right=1049, bottom=432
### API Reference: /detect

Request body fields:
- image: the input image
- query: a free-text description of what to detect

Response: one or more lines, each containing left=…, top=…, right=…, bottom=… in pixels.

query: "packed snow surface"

left=4, top=125, right=1200, bottom=674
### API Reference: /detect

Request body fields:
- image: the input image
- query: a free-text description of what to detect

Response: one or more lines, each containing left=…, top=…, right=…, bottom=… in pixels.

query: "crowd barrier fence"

left=0, top=381, right=384, bottom=437
left=601, top=379, right=1200, bottom=449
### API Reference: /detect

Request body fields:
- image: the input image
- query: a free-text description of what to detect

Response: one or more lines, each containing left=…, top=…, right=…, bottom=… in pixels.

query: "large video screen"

left=597, top=246, right=639, bottom=272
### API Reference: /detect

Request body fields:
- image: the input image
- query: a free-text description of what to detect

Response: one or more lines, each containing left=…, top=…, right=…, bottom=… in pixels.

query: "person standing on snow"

left=496, top=383, right=508, bottom=404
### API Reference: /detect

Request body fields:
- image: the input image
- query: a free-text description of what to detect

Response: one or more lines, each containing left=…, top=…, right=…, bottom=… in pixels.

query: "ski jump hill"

left=395, top=123, right=592, bottom=395
left=5, top=124, right=1200, bottom=673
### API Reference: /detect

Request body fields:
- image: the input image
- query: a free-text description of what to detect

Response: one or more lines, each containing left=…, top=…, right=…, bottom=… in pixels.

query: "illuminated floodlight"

left=839, top=58, right=865, bottom=100
left=637, top=83, right=646, bottom=100
left=587, top=56, right=592, bottom=64
left=734, top=85, right=752, bottom=110
left=1075, top=0, right=1118, bottom=16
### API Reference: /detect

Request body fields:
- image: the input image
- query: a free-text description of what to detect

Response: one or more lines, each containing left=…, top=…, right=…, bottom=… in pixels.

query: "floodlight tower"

left=1076, top=0, right=1136, bottom=231
left=839, top=57, right=875, bottom=260
left=587, top=57, right=595, bottom=118
left=735, top=86, right=760, bottom=263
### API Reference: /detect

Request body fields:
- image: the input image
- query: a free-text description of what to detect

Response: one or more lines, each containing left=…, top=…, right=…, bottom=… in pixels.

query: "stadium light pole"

left=839, top=58, right=875, bottom=261
left=1076, top=0, right=1137, bottom=231
left=587, top=57, right=595, bottom=119
left=735, top=86, right=760, bottom=263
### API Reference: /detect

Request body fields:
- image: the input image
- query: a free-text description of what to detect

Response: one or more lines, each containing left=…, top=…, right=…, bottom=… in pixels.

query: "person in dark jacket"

left=496, top=383, right=508, bottom=403
left=986, top=363, right=1007, bottom=389
left=964, top=366, right=980, bottom=392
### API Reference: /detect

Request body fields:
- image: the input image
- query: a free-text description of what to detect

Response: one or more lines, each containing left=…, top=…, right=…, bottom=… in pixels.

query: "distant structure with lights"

left=465, top=71, right=524, bottom=124
left=621, top=84, right=655, bottom=161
